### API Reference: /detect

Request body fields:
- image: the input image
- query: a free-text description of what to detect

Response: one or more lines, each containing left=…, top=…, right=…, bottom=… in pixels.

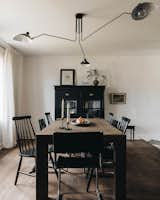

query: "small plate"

left=71, top=119, right=91, bottom=127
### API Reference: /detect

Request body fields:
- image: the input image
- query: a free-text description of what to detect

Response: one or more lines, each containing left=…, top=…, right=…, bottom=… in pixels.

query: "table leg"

left=36, top=135, right=49, bottom=200
left=114, top=135, right=126, bottom=200
left=133, top=127, right=135, bottom=141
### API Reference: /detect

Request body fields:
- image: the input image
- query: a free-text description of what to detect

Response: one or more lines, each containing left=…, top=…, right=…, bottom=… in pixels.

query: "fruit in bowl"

left=71, top=117, right=90, bottom=126
left=76, top=116, right=85, bottom=124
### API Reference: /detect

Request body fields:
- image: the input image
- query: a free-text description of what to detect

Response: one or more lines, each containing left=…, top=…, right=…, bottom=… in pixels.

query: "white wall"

left=22, top=55, right=160, bottom=141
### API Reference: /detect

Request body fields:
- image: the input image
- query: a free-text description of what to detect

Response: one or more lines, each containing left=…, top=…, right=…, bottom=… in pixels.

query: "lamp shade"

left=81, top=58, right=90, bottom=67
left=13, top=32, right=32, bottom=43
left=131, top=2, right=154, bottom=20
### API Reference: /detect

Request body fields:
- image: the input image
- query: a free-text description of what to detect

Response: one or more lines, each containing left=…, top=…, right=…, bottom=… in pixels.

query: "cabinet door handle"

left=89, top=93, right=94, bottom=97
left=65, top=92, right=70, bottom=96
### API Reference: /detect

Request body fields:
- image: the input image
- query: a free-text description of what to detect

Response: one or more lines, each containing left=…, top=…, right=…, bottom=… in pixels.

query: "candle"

left=66, top=102, right=70, bottom=123
left=61, top=98, right=64, bottom=119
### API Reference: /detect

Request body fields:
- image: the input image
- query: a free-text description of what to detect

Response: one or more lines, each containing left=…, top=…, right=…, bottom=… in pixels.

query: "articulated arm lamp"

left=13, top=2, right=157, bottom=66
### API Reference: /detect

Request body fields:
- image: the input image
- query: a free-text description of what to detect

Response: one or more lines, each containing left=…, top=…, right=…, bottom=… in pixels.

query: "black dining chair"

left=13, top=116, right=36, bottom=185
left=87, top=143, right=114, bottom=192
left=117, top=116, right=131, bottom=134
left=38, top=118, right=46, bottom=130
left=13, top=115, right=57, bottom=185
left=108, top=112, right=114, bottom=124
left=38, top=117, right=56, bottom=166
left=111, top=119, right=119, bottom=128
left=87, top=115, right=119, bottom=191
left=53, top=132, right=104, bottom=200
left=45, top=112, right=53, bottom=125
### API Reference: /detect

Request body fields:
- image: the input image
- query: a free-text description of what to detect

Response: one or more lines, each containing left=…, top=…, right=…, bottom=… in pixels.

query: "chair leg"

left=49, top=153, right=58, bottom=178
left=57, top=169, right=62, bottom=200
left=29, top=157, right=36, bottom=174
left=86, top=168, right=94, bottom=192
left=14, top=156, right=23, bottom=185
left=86, top=168, right=90, bottom=179
left=29, top=165, right=36, bottom=174
left=133, top=127, right=135, bottom=141
left=95, top=168, right=103, bottom=200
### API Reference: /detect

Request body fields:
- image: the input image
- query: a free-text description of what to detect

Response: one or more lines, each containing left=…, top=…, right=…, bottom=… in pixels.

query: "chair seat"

left=20, top=146, right=54, bottom=157
left=56, top=156, right=99, bottom=168
left=20, top=149, right=36, bottom=157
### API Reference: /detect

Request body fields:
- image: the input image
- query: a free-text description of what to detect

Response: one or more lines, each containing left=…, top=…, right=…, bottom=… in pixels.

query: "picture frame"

left=60, top=69, right=75, bottom=85
left=109, top=93, right=127, bottom=104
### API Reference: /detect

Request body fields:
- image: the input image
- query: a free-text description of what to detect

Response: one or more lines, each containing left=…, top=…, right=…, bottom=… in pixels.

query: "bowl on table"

left=71, top=116, right=91, bottom=127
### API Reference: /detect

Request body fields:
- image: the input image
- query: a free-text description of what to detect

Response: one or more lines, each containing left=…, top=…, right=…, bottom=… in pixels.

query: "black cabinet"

left=55, top=85, right=105, bottom=119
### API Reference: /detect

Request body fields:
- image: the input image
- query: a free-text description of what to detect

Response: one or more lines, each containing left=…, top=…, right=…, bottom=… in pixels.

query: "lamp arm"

left=31, top=33, right=76, bottom=42
left=78, top=40, right=86, bottom=59
left=77, top=31, right=86, bottom=59
left=82, top=12, right=131, bottom=41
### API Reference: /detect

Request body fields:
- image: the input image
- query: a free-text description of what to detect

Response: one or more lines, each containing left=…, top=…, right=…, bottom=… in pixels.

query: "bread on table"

left=76, top=116, right=85, bottom=124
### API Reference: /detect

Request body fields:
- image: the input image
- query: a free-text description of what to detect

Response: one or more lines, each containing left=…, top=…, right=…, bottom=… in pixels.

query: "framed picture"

left=109, top=93, right=127, bottom=104
left=60, top=69, right=75, bottom=85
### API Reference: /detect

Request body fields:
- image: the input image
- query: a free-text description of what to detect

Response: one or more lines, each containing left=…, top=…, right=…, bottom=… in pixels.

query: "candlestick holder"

left=59, top=117, right=65, bottom=129
left=65, top=121, right=72, bottom=130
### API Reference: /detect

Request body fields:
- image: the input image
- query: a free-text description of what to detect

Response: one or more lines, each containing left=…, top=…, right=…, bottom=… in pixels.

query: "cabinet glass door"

left=65, top=100, right=77, bottom=115
left=84, top=100, right=101, bottom=117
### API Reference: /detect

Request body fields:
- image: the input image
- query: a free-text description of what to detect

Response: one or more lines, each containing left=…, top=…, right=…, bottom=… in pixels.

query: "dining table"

left=36, top=118, right=126, bottom=200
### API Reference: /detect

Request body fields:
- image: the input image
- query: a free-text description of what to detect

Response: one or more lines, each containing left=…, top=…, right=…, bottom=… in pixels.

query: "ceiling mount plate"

left=75, top=13, right=86, bottom=19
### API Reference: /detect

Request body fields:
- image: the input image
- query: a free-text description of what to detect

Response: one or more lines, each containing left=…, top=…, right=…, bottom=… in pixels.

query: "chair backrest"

left=118, top=116, right=131, bottom=134
left=45, top=112, right=53, bottom=125
left=108, top=112, right=114, bottom=124
left=12, top=116, right=35, bottom=155
left=38, top=118, right=46, bottom=130
left=111, top=119, right=119, bottom=128
left=53, top=132, right=104, bottom=154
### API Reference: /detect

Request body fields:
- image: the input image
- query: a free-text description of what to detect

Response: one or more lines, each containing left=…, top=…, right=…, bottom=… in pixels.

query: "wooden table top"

left=36, top=118, right=122, bottom=136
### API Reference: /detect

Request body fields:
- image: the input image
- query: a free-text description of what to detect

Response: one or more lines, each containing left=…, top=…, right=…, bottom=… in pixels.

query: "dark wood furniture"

left=38, top=118, right=47, bottom=130
left=117, top=116, right=131, bottom=134
left=55, top=86, right=105, bottom=119
left=13, top=116, right=36, bottom=185
left=108, top=112, right=114, bottom=124
left=111, top=119, right=119, bottom=128
left=45, top=112, right=53, bottom=125
left=36, top=118, right=126, bottom=200
left=54, top=132, right=104, bottom=200
left=13, top=115, right=57, bottom=186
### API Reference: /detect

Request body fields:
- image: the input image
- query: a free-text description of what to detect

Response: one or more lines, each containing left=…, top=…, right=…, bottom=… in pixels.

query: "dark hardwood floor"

left=0, top=140, right=160, bottom=200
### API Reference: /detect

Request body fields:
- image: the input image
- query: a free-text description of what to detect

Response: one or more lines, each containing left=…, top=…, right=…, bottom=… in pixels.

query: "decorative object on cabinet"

left=87, top=69, right=106, bottom=86
left=55, top=85, right=105, bottom=119
left=60, top=69, right=75, bottom=85
left=109, top=93, right=126, bottom=104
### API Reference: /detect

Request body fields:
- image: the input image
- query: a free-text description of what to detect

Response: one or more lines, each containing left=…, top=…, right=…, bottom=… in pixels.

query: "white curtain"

left=0, top=47, right=16, bottom=148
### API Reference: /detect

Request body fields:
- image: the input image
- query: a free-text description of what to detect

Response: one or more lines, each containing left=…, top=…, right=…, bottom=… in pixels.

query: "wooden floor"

left=0, top=140, right=160, bottom=200
left=0, top=148, right=114, bottom=200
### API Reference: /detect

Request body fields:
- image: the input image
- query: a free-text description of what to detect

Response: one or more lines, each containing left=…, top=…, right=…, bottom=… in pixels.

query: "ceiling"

left=1, top=0, right=160, bottom=56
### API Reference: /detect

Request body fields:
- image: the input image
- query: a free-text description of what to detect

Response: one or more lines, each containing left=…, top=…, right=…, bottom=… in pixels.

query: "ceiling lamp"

left=13, top=32, right=32, bottom=43
left=81, top=58, right=90, bottom=67
left=131, top=2, right=154, bottom=20
left=13, top=2, right=156, bottom=66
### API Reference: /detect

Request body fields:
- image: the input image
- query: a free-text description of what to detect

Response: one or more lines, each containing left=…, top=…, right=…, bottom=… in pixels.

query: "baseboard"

left=149, top=140, right=160, bottom=149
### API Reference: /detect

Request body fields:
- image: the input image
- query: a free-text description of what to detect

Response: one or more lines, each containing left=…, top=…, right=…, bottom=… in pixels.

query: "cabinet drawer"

left=82, top=87, right=103, bottom=99
left=56, top=88, right=79, bottom=99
